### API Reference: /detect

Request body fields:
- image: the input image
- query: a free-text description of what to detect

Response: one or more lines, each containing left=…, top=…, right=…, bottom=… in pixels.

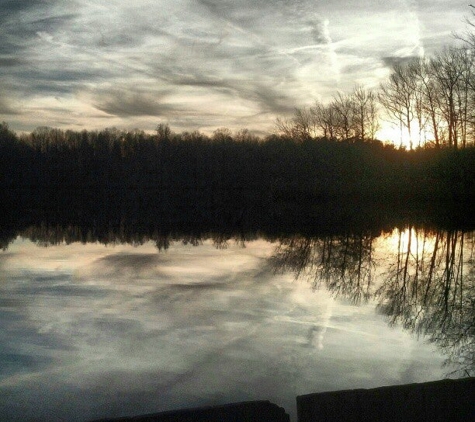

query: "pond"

left=1, top=222, right=473, bottom=421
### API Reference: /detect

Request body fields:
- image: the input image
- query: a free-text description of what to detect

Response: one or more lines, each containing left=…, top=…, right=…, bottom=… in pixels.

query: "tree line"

left=276, top=85, right=379, bottom=142
left=1, top=122, right=474, bottom=204
left=380, top=48, right=475, bottom=149
left=280, top=41, right=475, bottom=150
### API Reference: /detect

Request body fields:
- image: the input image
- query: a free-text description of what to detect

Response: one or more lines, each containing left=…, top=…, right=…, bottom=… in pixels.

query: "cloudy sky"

left=0, top=0, right=470, bottom=135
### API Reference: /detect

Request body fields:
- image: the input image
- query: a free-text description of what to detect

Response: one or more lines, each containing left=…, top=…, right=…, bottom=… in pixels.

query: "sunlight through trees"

left=280, top=31, right=475, bottom=150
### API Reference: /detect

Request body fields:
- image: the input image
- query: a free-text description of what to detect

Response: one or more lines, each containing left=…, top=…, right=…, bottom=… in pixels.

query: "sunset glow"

left=377, top=120, right=427, bottom=149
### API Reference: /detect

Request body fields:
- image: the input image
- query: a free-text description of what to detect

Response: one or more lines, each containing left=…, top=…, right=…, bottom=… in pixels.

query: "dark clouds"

left=310, top=18, right=332, bottom=45
left=381, top=55, right=420, bottom=68
left=0, top=79, right=22, bottom=115
left=93, top=89, right=177, bottom=118
left=0, top=1, right=77, bottom=54
left=0, top=57, right=26, bottom=68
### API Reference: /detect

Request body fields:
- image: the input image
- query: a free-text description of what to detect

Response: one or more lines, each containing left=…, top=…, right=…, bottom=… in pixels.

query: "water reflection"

left=271, top=233, right=376, bottom=305
left=0, top=213, right=474, bottom=421
left=270, top=228, right=475, bottom=377
left=1, top=220, right=474, bottom=379
left=379, top=229, right=474, bottom=378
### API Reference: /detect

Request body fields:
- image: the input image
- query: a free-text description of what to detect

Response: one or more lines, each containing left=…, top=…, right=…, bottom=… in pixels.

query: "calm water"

left=0, top=227, right=473, bottom=421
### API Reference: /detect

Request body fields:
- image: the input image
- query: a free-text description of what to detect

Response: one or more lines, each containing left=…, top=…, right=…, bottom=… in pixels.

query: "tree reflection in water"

left=377, top=228, right=475, bottom=377
left=270, top=228, right=475, bottom=377
left=1, top=215, right=474, bottom=377
left=271, top=233, right=376, bottom=305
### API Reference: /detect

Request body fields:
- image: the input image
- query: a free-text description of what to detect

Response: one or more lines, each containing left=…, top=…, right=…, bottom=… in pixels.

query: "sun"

left=376, top=120, right=437, bottom=150
left=377, top=122, right=417, bottom=149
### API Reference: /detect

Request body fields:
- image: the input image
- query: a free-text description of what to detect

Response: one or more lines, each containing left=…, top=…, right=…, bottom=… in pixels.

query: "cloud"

left=0, top=0, right=89, bottom=106
left=0, top=0, right=469, bottom=133
left=92, top=252, right=163, bottom=274
left=87, top=86, right=177, bottom=118
left=310, top=18, right=332, bottom=45
left=30, top=14, right=80, bottom=33
left=0, top=0, right=45, bottom=23
left=0, top=86, right=21, bottom=115
left=381, top=55, right=419, bottom=68
left=248, top=85, right=297, bottom=114
left=0, top=57, right=26, bottom=68
left=0, top=1, right=77, bottom=54
left=0, top=98, right=19, bottom=115
left=171, top=74, right=295, bottom=115
left=96, top=253, right=161, bottom=267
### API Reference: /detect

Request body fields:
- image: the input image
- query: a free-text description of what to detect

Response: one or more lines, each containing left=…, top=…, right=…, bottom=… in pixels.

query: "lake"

left=0, top=217, right=473, bottom=421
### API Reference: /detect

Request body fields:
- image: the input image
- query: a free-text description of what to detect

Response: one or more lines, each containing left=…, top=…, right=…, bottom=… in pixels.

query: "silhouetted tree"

left=380, top=63, right=416, bottom=149
left=379, top=46, right=475, bottom=150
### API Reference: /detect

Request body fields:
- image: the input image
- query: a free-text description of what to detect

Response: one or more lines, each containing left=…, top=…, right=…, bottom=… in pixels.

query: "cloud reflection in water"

left=0, top=238, right=448, bottom=421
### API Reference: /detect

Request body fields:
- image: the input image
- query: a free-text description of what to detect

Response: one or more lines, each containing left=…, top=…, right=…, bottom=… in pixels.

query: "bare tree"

left=408, top=57, right=443, bottom=147
left=275, top=107, right=316, bottom=140
left=312, top=100, right=338, bottom=139
left=379, top=63, right=416, bottom=149
left=331, top=92, right=355, bottom=140
left=429, top=48, right=464, bottom=148
left=351, top=86, right=379, bottom=141
left=275, top=116, right=297, bottom=138
left=277, top=86, right=379, bottom=142
left=429, top=47, right=475, bottom=149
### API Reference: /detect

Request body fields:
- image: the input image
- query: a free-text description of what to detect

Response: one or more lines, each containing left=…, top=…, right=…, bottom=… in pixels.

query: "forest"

left=0, top=121, right=474, bottom=206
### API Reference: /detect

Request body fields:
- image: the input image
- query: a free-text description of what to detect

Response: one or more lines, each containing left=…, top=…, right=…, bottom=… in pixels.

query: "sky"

left=0, top=0, right=471, bottom=136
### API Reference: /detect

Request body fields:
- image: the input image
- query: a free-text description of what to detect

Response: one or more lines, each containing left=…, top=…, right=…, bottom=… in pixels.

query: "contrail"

left=322, top=19, right=341, bottom=84
left=400, top=0, right=425, bottom=57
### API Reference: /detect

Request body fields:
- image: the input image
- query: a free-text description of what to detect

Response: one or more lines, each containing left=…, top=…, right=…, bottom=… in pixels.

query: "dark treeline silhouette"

left=1, top=161, right=475, bottom=253
left=1, top=122, right=475, bottom=204
left=270, top=227, right=475, bottom=378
